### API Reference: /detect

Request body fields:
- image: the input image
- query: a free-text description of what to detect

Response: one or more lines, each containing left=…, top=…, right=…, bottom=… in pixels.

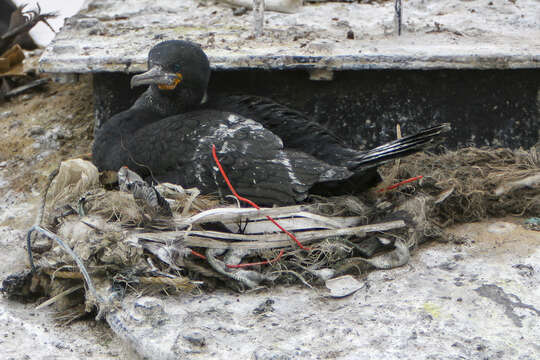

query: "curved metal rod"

left=26, top=225, right=103, bottom=303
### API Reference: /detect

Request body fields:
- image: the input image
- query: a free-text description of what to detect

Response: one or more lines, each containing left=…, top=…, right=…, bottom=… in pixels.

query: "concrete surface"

left=106, top=220, right=540, bottom=359
left=39, top=0, right=540, bottom=73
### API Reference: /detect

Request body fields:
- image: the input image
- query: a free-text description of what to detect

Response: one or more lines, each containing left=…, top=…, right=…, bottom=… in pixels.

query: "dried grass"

left=379, top=146, right=540, bottom=224
left=85, top=190, right=144, bottom=224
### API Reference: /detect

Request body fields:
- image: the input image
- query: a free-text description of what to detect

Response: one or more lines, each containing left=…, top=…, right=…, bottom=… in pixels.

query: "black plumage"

left=93, top=40, right=449, bottom=205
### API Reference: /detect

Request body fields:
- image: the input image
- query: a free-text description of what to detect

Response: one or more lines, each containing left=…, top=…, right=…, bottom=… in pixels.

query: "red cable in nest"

left=377, top=175, right=423, bottom=193
left=211, top=144, right=309, bottom=251
left=189, top=145, right=312, bottom=268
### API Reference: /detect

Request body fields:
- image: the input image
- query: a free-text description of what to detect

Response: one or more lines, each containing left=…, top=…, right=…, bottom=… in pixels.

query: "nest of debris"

left=2, top=145, right=538, bottom=320
left=379, top=146, right=540, bottom=224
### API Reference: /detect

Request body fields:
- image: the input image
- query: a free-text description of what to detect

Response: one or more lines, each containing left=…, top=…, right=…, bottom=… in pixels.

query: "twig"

left=26, top=165, right=61, bottom=269
left=1, top=3, right=56, bottom=49
left=395, top=123, right=402, bottom=171
left=174, top=204, right=316, bottom=228
left=35, top=285, right=84, bottom=310
left=43, top=268, right=196, bottom=290
left=222, top=213, right=363, bottom=233
left=137, top=276, right=196, bottom=289
left=3, top=78, right=51, bottom=98
left=44, top=268, right=84, bottom=280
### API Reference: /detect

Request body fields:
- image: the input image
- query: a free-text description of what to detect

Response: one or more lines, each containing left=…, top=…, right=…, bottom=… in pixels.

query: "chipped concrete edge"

left=38, top=53, right=540, bottom=74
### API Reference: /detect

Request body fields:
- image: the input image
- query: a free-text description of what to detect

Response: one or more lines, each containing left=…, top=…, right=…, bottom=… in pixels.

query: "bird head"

left=130, top=40, right=210, bottom=103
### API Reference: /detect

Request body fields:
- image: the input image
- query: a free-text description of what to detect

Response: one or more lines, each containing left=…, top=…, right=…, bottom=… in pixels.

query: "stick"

left=222, top=212, right=364, bottom=234
left=172, top=204, right=315, bottom=227
left=395, top=123, right=402, bottom=170
left=35, top=285, right=84, bottom=310
left=42, top=269, right=196, bottom=289
left=137, top=276, right=196, bottom=289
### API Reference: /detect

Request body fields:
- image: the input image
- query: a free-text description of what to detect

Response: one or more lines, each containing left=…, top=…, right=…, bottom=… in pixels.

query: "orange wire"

left=190, top=249, right=206, bottom=259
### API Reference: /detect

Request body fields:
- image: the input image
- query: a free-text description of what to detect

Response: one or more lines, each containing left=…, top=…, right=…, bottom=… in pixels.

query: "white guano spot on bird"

left=194, top=163, right=205, bottom=185
left=270, top=153, right=302, bottom=186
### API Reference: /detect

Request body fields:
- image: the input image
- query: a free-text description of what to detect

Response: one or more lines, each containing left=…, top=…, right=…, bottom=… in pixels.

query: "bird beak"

left=130, top=66, right=183, bottom=90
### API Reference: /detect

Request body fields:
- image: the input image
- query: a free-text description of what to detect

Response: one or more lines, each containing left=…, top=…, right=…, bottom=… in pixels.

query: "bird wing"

left=203, top=95, right=356, bottom=165
left=204, top=96, right=451, bottom=174
left=92, top=107, right=162, bottom=176
left=124, top=110, right=352, bottom=205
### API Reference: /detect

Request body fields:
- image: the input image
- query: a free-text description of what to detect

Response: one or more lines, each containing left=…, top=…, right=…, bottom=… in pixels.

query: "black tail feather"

left=351, top=123, right=451, bottom=170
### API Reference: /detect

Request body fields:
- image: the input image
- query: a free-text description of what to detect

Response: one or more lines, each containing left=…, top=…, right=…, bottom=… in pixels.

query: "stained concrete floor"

left=105, top=220, right=540, bottom=360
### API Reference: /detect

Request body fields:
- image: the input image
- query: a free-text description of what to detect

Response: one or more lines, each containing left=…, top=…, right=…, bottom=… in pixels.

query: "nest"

left=2, top=146, right=538, bottom=320
left=379, top=146, right=540, bottom=224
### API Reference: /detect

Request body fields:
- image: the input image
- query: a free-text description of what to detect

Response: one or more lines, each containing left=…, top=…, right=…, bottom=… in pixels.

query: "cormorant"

left=93, top=40, right=449, bottom=205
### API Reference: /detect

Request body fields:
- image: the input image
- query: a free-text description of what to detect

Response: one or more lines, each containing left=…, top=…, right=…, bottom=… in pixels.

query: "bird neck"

left=134, top=85, right=202, bottom=117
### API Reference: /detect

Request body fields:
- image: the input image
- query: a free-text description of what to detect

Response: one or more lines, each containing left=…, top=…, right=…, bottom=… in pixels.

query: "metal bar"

left=253, top=0, right=265, bottom=37
left=395, top=0, right=402, bottom=36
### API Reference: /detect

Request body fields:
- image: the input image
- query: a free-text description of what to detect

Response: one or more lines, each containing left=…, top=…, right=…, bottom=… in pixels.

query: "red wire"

left=193, top=150, right=422, bottom=266
left=211, top=144, right=309, bottom=251
left=377, top=175, right=423, bottom=193
left=190, top=145, right=312, bottom=268
left=210, top=145, right=261, bottom=210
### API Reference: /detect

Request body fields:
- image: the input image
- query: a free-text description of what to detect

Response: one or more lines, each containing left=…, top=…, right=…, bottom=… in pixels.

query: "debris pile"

left=27, top=158, right=425, bottom=296
left=0, top=3, right=55, bottom=100
left=2, top=145, right=538, bottom=309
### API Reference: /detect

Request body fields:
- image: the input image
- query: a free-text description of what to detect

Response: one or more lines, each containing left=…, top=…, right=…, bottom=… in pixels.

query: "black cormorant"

left=93, top=40, right=449, bottom=205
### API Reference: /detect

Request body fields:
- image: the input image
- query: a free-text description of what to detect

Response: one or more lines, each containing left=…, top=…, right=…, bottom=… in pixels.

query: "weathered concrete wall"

left=94, top=69, right=539, bottom=149
left=39, top=0, right=540, bottom=73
